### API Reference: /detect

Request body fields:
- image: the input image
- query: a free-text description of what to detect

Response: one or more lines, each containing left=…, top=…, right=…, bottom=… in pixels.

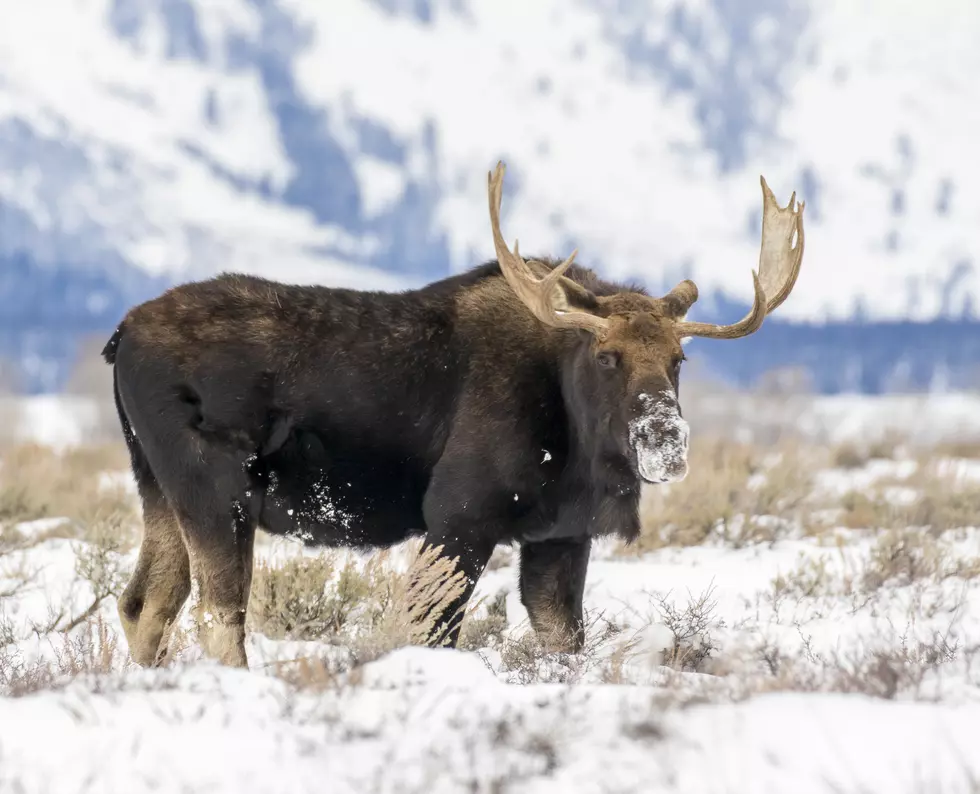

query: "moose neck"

left=558, top=338, right=641, bottom=500
left=554, top=359, right=642, bottom=543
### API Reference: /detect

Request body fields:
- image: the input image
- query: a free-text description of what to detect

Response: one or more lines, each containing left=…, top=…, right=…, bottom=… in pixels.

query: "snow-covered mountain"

left=1, top=0, right=978, bottom=393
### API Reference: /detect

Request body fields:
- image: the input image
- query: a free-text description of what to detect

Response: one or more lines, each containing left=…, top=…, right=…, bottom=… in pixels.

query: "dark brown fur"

left=106, top=259, right=688, bottom=666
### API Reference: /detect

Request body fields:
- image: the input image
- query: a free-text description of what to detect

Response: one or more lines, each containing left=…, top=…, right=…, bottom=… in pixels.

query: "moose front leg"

left=519, top=536, right=592, bottom=653
left=416, top=527, right=497, bottom=649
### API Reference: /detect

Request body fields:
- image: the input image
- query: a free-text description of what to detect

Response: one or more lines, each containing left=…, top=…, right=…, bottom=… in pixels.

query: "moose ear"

left=659, top=280, right=699, bottom=319
left=560, top=281, right=601, bottom=313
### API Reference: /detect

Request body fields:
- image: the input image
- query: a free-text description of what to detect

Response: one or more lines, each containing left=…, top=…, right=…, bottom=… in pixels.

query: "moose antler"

left=488, top=162, right=611, bottom=337
left=673, top=175, right=805, bottom=339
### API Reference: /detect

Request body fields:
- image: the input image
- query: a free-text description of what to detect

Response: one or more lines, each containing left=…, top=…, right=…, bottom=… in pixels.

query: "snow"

left=629, top=391, right=690, bottom=483
left=0, top=0, right=403, bottom=290
left=7, top=394, right=980, bottom=789
left=1, top=665, right=980, bottom=794
left=1, top=1, right=978, bottom=318
left=4, top=453, right=980, bottom=790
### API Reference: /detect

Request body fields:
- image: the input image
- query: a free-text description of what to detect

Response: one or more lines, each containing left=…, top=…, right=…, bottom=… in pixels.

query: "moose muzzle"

left=628, top=391, right=690, bottom=484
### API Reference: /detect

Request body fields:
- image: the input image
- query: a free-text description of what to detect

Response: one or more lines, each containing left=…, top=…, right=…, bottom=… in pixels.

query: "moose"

left=103, top=162, right=805, bottom=668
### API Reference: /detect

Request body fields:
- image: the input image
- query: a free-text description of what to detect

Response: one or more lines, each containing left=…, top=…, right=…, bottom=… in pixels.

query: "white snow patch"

left=0, top=663, right=979, bottom=793
left=0, top=2, right=976, bottom=317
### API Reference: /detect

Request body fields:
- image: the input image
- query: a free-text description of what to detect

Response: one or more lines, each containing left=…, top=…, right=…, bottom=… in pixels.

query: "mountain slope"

left=0, top=0, right=978, bottom=392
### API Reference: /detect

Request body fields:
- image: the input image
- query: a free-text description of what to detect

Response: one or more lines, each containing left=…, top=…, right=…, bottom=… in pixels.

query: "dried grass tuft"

left=0, top=614, right=121, bottom=697
left=633, top=437, right=816, bottom=551
left=0, top=442, right=134, bottom=528
left=353, top=542, right=469, bottom=661
left=252, top=541, right=470, bottom=677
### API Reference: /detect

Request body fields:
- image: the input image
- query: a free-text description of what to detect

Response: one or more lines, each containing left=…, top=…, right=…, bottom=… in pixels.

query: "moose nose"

left=628, top=392, right=690, bottom=484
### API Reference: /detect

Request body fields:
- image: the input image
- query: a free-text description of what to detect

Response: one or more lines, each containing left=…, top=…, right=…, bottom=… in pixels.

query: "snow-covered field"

left=4, top=397, right=980, bottom=792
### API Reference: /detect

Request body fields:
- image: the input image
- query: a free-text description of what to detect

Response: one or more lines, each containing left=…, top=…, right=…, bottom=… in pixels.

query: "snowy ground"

left=4, top=400, right=980, bottom=792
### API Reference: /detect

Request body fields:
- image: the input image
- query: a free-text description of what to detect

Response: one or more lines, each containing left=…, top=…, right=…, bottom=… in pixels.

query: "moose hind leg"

left=118, top=480, right=191, bottom=667
left=179, top=490, right=256, bottom=669
left=519, top=537, right=592, bottom=653
left=136, top=428, right=259, bottom=669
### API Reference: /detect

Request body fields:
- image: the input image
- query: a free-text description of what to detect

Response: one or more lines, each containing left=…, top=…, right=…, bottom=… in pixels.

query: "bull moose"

left=103, top=162, right=805, bottom=668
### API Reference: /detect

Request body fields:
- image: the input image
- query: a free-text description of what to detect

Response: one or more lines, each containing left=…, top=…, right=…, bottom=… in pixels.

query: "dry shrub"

left=459, top=591, right=509, bottom=650
left=270, top=654, right=347, bottom=693
left=653, top=585, right=724, bottom=673
left=866, top=433, right=904, bottom=461
left=0, top=395, right=23, bottom=450
left=0, top=614, right=121, bottom=697
left=495, top=632, right=587, bottom=685
left=70, top=518, right=129, bottom=620
left=839, top=470, right=980, bottom=533
left=906, top=477, right=980, bottom=533
left=860, top=528, right=980, bottom=591
left=0, top=522, right=29, bottom=558
left=0, top=611, right=15, bottom=647
left=24, top=516, right=131, bottom=636
left=0, top=560, right=34, bottom=600
left=862, top=529, right=944, bottom=590
left=493, top=610, right=623, bottom=685
left=634, top=437, right=815, bottom=551
left=636, top=439, right=754, bottom=549
left=767, top=529, right=980, bottom=604
left=838, top=490, right=897, bottom=530
left=769, top=553, right=841, bottom=602
left=931, top=440, right=980, bottom=460
left=750, top=630, right=969, bottom=701
left=0, top=482, right=41, bottom=525
left=832, top=442, right=870, bottom=470
left=248, top=553, right=390, bottom=641
left=356, top=542, right=469, bottom=659
left=0, top=442, right=134, bottom=527
left=250, top=542, right=469, bottom=668
left=750, top=447, right=815, bottom=517
left=498, top=632, right=546, bottom=683
left=601, top=640, right=634, bottom=686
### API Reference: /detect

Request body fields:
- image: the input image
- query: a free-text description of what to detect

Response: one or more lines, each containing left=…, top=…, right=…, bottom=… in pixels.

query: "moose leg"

left=118, top=489, right=191, bottom=667
left=150, top=443, right=258, bottom=669
left=421, top=426, right=511, bottom=648
left=177, top=496, right=256, bottom=669
left=519, top=536, right=592, bottom=653
left=417, top=527, right=497, bottom=649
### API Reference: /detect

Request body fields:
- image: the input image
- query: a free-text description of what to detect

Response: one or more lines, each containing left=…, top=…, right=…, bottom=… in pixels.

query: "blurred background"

left=1, top=0, right=978, bottom=421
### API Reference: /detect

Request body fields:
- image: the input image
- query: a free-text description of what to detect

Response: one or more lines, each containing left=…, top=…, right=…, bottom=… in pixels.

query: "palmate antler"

left=487, top=162, right=611, bottom=337
left=672, top=176, right=805, bottom=339
left=487, top=161, right=805, bottom=341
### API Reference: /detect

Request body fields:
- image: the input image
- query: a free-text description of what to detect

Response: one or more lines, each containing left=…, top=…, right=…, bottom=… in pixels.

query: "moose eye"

left=597, top=351, right=619, bottom=369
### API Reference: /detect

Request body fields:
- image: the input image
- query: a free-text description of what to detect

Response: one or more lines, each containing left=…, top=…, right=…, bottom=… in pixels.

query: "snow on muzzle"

left=627, top=391, right=690, bottom=484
